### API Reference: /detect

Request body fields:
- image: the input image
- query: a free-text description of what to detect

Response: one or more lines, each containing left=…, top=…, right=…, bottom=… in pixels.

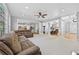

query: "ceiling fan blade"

left=41, top=14, right=47, bottom=18
left=42, top=14, right=47, bottom=16
left=42, top=15, right=45, bottom=18
left=34, top=14, right=39, bottom=16
left=39, top=12, right=42, bottom=16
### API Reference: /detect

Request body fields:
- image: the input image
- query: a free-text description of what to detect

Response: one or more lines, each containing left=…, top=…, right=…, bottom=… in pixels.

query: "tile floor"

left=28, top=34, right=79, bottom=55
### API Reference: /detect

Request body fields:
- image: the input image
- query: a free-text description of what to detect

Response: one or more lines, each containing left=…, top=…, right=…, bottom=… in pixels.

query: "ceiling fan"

left=34, top=11, right=47, bottom=18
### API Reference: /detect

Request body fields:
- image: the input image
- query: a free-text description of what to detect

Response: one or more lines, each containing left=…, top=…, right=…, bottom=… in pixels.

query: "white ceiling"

left=6, top=3, right=79, bottom=22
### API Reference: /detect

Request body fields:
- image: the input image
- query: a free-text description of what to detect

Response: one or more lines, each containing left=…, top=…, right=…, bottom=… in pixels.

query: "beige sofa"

left=0, top=32, right=41, bottom=55
left=15, top=30, right=33, bottom=38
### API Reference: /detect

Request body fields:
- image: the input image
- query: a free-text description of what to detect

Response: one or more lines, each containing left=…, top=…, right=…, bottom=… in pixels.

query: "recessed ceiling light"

left=25, top=6, right=29, bottom=9
left=61, top=8, right=65, bottom=12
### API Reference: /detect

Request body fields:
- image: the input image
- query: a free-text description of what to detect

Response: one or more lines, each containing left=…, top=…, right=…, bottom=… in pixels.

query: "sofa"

left=0, top=32, right=41, bottom=55
left=15, top=30, right=33, bottom=38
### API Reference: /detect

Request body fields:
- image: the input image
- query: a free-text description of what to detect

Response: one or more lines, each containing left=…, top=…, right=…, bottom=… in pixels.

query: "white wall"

left=11, top=16, right=18, bottom=31
left=39, top=22, right=43, bottom=34
left=42, top=20, right=59, bottom=34
left=10, top=13, right=77, bottom=35
left=11, top=17, right=32, bottom=30
left=70, top=22, right=77, bottom=33
left=11, top=17, right=40, bottom=33
left=40, top=14, right=77, bottom=35
left=61, top=14, right=77, bottom=34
